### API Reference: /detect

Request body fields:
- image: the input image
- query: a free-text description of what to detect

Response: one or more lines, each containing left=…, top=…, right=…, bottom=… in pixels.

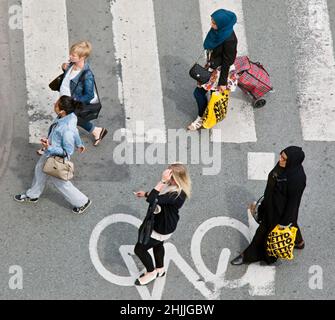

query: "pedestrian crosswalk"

left=18, top=0, right=335, bottom=144
left=22, top=0, right=69, bottom=144
left=288, top=0, right=335, bottom=141
left=110, top=0, right=167, bottom=143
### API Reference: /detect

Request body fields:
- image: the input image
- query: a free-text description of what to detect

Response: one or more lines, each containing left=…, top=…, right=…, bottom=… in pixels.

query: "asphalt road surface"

left=0, top=0, right=334, bottom=300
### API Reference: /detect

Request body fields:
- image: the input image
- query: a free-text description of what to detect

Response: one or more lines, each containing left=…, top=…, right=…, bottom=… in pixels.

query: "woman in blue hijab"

left=188, top=9, right=238, bottom=131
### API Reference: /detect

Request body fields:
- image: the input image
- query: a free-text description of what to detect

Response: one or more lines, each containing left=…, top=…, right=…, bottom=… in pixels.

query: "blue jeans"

left=193, top=87, right=208, bottom=117
left=77, top=118, right=95, bottom=133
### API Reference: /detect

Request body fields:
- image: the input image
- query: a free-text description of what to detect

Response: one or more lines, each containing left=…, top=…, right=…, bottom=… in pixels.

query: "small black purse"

left=49, top=73, right=65, bottom=91
left=189, top=63, right=211, bottom=84
left=138, top=198, right=158, bottom=245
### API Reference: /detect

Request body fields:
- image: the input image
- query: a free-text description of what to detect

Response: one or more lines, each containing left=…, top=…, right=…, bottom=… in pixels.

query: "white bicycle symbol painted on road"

left=89, top=213, right=276, bottom=300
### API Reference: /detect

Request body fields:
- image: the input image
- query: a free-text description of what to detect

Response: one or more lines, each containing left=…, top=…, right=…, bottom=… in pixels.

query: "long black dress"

left=243, top=146, right=307, bottom=264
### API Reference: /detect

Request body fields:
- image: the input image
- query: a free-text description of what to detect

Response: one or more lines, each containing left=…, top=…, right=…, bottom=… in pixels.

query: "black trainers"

left=14, top=194, right=39, bottom=203
left=72, top=199, right=92, bottom=215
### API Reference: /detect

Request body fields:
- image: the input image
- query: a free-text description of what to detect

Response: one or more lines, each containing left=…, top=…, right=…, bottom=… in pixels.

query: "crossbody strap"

left=190, top=50, right=207, bottom=68
left=73, top=69, right=101, bottom=103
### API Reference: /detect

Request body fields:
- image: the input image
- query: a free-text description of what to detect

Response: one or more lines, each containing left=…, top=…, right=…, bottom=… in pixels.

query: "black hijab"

left=280, top=146, right=305, bottom=179
left=261, top=146, right=306, bottom=228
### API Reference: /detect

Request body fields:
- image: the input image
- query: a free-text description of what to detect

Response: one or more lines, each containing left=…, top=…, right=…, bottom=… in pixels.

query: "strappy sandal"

left=187, top=118, right=203, bottom=131
left=93, top=128, right=108, bottom=146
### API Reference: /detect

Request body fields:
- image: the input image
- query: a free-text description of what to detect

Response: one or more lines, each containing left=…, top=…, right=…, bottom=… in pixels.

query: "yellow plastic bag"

left=266, top=224, right=298, bottom=260
left=202, top=90, right=230, bottom=129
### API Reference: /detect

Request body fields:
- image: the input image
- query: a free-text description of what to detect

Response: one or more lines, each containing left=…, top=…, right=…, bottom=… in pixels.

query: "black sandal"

left=93, top=128, right=108, bottom=146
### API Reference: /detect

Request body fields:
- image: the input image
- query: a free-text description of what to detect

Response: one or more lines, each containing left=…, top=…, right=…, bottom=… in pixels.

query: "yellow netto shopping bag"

left=266, top=224, right=298, bottom=260
left=202, top=90, right=230, bottom=129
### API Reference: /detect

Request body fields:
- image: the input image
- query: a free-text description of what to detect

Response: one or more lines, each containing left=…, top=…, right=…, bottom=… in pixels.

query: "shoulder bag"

left=189, top=51, right=212, bottom=84
left=138, top=198, right=159, bottom=245
left=43, top=149, right=74, bottom=181
left=49, top=73, right=65, bottom=91
left=74, top=70, right=102, bottom=122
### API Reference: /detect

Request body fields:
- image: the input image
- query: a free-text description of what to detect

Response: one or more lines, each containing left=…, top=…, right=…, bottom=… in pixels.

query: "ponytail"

left=58, top=96, right=83, bottom=115
left=72, top=100, right=83, bottom=113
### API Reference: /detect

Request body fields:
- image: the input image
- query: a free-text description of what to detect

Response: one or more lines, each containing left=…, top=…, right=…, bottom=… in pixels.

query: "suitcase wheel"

left=253, top=98, right=266, bottom=108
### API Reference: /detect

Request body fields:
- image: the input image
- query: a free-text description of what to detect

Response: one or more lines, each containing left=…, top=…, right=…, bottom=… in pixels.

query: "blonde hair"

left=168, top=163, right=192, bottom=199
left=70, top=41, right=92, bottom=59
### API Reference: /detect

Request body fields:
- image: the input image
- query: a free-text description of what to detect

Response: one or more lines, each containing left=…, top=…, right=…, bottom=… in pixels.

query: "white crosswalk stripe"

left=110, top=0, right=166, bottom=143
left=20, top=0, right=335, bottom=144
left=22, top=0, right=69, bottom=144
left=288, top=0, right=335, bottom=141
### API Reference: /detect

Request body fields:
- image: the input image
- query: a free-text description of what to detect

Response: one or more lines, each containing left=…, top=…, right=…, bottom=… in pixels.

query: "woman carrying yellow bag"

left=231, top=146, right=307, bottom=265
left=187, top=9, right=238, bottom=131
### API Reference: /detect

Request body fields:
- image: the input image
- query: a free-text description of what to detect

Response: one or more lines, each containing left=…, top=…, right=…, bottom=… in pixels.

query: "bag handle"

left=62, top=148, right=69, bottom=162
left=256, top=195, right=264, bottom=206
left=190, top=50, right=208, bottom=67
left=92, top=75, right=101, bottom=104
left=249, top=59, right=270, bottom=77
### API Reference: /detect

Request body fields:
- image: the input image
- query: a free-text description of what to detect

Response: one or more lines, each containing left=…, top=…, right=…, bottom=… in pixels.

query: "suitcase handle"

left=250, top=60, right=270, bottom=77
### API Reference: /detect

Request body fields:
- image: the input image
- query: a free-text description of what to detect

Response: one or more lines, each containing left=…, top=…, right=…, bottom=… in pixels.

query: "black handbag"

left=49, top=73, right=65, bottom=91
left=189, top=50, right=212, bottom=84
left=74, top=71, right=102, bottom=122
left=189, top=63, right=211, bottom=84
left=138, top=198, right=158, bottom=245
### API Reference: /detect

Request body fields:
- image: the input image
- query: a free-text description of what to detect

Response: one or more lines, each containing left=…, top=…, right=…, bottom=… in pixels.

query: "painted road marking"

left=22, top=0, right=69, bottom=144
left=89, top=213, right=276, bottom=300
left=247, top=152, right=275, bottom=180
left=110, top=0, right=166, bottom=143
left=198, top=0, right=257, bottom=143
left=288, top=0, right=335, bottom=141
left=191, top=216, right=275, bottom=296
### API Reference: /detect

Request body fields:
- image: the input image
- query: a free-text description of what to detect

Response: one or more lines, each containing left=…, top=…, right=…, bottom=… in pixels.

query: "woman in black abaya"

left=231, top=146, right=307, bottom=265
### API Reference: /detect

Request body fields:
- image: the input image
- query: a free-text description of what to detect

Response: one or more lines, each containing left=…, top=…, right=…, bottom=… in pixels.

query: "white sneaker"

left=187, top=116, right=203, bottom=131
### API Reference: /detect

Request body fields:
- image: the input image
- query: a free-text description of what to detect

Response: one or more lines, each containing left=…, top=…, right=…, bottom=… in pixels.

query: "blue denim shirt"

left=65, top=62, right=95, bottom=104
left=45, top=112, right=84, bottom=158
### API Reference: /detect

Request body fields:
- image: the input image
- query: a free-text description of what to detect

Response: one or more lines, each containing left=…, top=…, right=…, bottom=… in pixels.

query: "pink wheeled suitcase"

left=234, top=56, right=273, bottom=108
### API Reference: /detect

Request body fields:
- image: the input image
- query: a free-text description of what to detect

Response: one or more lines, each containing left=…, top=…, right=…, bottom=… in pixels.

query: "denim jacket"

left=45, top=112, right=84, bottom=158
left=64, top=62, right=95, bottom=104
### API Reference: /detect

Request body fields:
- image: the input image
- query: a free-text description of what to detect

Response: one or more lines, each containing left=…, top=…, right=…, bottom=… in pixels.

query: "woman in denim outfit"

left=14, top=96, right=92, bottom=215
left=60, top=41, right=108, bottom=146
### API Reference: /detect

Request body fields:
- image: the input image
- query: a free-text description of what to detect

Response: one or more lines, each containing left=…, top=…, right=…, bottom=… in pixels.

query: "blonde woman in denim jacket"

left=14, top=96, right=92, bottom=215
left=60, top=41, right=108, bottom=146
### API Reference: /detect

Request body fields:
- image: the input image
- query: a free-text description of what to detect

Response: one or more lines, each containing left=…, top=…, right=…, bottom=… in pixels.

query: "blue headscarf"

left=203, top=9, right=237, bottom=50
